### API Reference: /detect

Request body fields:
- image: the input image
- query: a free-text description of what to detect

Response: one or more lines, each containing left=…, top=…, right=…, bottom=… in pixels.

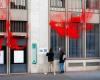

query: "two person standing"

left=46, top=48, right=66, bottom=75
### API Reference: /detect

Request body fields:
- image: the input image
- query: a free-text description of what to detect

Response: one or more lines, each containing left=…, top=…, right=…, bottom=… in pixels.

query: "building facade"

left=0, top=0, right=28, bottom=74
left=30, top=0, right=100, bottom=73
left=49, top=0, right=100, bottom=71
left=0, top=0, right=100, bottom=74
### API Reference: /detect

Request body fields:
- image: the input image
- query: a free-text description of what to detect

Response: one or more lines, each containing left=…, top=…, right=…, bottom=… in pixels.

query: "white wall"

left=0, top=0, right=6, bottom=8
left=10, top=9, right=28, bottom=21
left=29, top=0, right=49, bottom=73
left=0, top=0, right=7, bottom=20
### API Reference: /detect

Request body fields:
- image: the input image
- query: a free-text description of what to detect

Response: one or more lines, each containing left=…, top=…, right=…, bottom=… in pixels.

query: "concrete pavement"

left=0, top=71, right=100, bottom=80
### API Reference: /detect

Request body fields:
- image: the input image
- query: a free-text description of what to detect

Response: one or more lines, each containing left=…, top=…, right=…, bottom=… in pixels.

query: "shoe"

left=62, top=71, right=64, bottom=73
left=44, top=73, right=47, bottom=75
left=60, top=71, right=64, bottom=73
left=54, top=73, right=56, bottom=75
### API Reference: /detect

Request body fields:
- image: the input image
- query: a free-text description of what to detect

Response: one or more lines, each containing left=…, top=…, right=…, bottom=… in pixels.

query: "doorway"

left=0, top=37, right=28, bottom=74
left=10, top=37, right=28, bottom=73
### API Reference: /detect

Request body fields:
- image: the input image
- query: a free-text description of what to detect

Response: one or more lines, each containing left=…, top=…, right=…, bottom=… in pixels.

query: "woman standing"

left=46, top=48, right=56, bottom=75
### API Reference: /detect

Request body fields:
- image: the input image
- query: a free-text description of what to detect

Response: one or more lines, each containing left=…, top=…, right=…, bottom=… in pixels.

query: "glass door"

left=0, top=46, right=7, bottom=74
left=10, top=37, right=28, bottom=73
left=10, top=48, right=27, bottom=73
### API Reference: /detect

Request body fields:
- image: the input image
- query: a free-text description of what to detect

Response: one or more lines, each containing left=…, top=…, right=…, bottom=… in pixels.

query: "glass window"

left=10, top=0, right=26, bottom=9
left=0, top=20, right=6, bottom=32
left=86, top=0, right=99, bottom=9
left=50, top=0, right=65, bottom=8
left=50, top=29, right=66, bottom=59
left=50, top=11, right=66, bottom=59
left=69, top=23, right=83, bottom=58
left=11, top=21, right=27, bottom=32
left=67, top=0, right=82, bottom=9
left=86, top=24, right=99, bottom=57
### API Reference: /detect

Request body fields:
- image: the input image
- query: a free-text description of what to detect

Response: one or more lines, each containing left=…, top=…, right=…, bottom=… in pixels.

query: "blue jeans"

left=60, top=63, right=64, bottom=72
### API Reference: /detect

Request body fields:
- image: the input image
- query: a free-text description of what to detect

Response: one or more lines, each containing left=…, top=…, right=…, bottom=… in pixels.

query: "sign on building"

left=32, top=43, right=37, bottom=64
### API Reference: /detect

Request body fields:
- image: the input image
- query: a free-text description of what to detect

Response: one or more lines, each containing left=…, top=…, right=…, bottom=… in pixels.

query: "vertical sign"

left=32, top=43, right=37, bottom=64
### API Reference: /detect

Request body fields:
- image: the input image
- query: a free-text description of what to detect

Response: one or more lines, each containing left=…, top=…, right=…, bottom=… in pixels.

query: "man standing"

left=59, top=49, right=66, bottom=73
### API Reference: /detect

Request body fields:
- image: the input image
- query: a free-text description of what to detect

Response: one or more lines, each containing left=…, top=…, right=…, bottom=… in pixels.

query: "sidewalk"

left=0, top=71, right=100, bottom=80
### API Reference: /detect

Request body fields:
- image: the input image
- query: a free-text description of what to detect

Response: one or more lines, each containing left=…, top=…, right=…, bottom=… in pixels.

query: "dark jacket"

left=46, top=52, right=54, bottom=62
left=59, top=52, right=66, bottom=63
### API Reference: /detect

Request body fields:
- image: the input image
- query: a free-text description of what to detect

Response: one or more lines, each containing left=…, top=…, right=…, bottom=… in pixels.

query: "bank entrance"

left=0, top=37, right=28, bottom=74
